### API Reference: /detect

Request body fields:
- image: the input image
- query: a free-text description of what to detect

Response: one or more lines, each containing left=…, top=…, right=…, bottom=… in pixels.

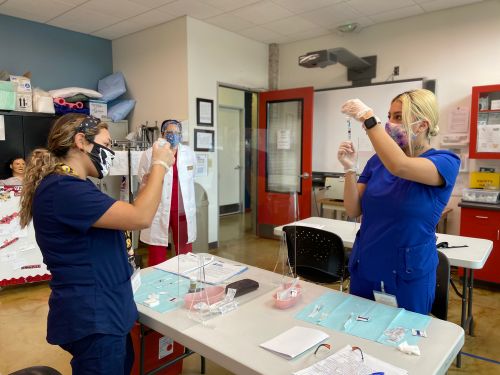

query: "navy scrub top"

left=349, top=149, right=460, bottom=282
left=33, top=174, right=137, bottom=345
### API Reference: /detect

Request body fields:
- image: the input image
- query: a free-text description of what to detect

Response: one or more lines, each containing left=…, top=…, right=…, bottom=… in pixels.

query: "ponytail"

left=19, top=149, right=59, bottom=228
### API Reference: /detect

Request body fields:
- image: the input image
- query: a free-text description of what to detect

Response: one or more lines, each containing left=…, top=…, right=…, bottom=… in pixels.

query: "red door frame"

left=257, top=87, right=314, bottom=237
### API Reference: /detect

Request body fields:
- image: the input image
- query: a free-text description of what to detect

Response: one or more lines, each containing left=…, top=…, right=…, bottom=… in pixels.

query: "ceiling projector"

left=298, top=48, right=371, bottom=71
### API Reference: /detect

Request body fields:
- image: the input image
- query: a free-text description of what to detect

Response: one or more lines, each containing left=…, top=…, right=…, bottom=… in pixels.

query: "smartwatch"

left=363, top=116, right=380, bottom=129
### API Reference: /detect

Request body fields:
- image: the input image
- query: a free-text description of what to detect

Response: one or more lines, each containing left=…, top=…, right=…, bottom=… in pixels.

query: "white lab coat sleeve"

left=137, top=148, right=152, bottom=183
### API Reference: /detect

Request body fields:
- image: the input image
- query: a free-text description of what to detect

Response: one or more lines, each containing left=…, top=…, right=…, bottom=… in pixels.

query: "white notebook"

left=260, top=326, right=329, bottom=360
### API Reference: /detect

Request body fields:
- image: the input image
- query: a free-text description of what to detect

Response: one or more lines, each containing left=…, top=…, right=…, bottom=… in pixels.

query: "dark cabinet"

left=0, top=111, right=56, bottom=179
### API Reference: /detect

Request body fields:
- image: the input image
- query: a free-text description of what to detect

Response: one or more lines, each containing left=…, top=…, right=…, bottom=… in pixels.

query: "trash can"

left=193, top=183, right=209, bottom=252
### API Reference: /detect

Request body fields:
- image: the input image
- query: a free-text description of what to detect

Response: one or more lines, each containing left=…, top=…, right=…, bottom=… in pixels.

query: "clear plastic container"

left=184, top=285, right=225, bottom=309
left=462, top=188, right=500, bottom=204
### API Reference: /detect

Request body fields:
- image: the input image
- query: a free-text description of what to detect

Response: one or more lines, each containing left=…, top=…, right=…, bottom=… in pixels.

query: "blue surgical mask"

left=165, top=132, right=181, bottom=148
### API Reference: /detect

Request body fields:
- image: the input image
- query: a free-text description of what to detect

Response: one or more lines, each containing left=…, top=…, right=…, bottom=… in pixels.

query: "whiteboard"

left=313, top=80, right=423, bottom=173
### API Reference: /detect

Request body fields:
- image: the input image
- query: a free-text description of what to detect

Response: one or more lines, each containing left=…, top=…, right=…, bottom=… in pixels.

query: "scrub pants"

left=349, top=266, right=436, bottom=315
left=147, top=211, right=192, bottom=267
left=60, top=333, right=134, bottom=375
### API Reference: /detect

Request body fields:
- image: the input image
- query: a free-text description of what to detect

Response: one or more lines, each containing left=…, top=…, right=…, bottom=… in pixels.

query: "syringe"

left=347, top=117, right=352, bottom=140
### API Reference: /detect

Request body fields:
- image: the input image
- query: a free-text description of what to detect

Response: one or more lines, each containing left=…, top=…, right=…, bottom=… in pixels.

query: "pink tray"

left=273, top=283, right=302, bottom=309
left=184, top=285, right=225, bottom=309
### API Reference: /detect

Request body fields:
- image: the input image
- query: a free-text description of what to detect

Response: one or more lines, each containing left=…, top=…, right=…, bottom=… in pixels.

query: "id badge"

left=131, top=268, right=142, bottom=295
left=373, top=290, right=398, bottom=307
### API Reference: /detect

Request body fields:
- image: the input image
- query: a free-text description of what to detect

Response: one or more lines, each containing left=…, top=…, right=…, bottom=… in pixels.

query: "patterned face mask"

left=384, top=121, right=420, bottom=149
left=88, top=142, right=115, bottom=178
left=165, top=132, right=181, bottom=148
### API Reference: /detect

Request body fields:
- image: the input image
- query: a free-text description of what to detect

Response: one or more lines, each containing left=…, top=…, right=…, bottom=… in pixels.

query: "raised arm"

left=341, top=99, right=443, bottom=187
left=94, top=141, right=175, bottom=230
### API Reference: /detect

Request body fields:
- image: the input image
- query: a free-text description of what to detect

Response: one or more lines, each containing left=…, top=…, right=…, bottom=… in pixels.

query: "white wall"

left=112, top=17, right=188, bottom=130
left=278, top=0, right=500, bottom=235
left=187, top=17, right=268, bottom=244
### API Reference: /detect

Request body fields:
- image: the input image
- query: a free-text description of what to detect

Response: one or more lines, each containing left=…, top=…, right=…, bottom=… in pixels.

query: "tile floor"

left=0, top=213, right=498, bottom=374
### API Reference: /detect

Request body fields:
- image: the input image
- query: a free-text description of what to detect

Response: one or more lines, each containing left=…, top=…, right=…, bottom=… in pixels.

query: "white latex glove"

left=337, top=141, right=357, bottom=172
left=341, top=99, right=373, bottom=122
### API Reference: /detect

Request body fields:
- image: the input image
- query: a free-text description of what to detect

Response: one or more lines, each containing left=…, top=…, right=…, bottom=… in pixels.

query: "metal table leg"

left=456, top=269, right=469, bottom=368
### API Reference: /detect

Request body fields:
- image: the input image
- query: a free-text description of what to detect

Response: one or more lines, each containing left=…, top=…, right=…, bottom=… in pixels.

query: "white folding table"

left=137, top=258, right=464, bottom=375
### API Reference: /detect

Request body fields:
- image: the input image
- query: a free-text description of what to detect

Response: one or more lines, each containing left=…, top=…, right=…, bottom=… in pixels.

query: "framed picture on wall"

left=196, top=98, right=214, bottom=126
left=194, top=129, right=214, bottom=152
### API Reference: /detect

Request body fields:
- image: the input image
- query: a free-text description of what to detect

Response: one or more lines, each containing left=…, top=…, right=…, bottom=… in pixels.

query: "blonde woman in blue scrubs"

left=338, top=89, right=460, bottom=314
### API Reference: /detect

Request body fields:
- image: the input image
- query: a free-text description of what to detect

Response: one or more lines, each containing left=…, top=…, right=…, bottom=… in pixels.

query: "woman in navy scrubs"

left=19, top=114, right=175, bottom=374
left=338, top=89, right=460, bottom=314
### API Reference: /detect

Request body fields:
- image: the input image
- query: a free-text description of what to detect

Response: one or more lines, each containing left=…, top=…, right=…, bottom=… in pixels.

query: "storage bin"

left=462, top=188, right=500, bottom=204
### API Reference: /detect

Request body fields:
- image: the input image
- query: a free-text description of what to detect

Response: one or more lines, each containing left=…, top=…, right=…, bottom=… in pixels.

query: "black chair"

left=431, top=250, right=450, bottom=320
left=9, top=367, right=62, bottom=375
left=282, top=225, right=346, bottom=289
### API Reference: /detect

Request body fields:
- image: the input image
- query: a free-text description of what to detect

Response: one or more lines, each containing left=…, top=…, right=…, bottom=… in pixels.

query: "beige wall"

left=278, top=0, right=500, bottom=235
left=112, top=17, right=188, bottom=131
left=187, top=17, right=268, bottom=243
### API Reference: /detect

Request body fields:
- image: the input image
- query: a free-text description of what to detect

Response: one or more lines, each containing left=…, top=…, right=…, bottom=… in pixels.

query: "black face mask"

left=88, top=142, right=115, bottom=179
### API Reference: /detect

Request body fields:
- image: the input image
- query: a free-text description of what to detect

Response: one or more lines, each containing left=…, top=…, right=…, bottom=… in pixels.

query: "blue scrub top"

left=349, top=149, right=460, bottom=282
left=33, top=174, right=137, bottom=345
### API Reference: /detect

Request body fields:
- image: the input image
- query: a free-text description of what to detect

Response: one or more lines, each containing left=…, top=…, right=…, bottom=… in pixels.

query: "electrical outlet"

left=393, top=66, right=399, bottom=76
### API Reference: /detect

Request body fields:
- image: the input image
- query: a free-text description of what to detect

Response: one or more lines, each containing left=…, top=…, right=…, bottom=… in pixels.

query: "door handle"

left=299, top=172, right=310, bottom=179
left=497, top=229, right=499, bottom=241
left=234, top=165, right=241, bottom=170
left=474, top=215, right=489, bottom=219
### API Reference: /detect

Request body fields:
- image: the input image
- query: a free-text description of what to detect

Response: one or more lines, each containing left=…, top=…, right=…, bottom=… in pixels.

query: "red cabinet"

left=469, top=84, right=500, bottom=159
left=460, top=207, right=500, bottom=283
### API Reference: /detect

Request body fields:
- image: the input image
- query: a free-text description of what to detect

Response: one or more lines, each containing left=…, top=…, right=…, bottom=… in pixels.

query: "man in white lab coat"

left=138, top=119, right=197, bottom=266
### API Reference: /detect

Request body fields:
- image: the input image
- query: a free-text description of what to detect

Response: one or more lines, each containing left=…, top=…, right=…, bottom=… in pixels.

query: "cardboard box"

left=0, top=81, right=16, bottom=110
left=469, top=172, right=500, bottom=189
left=89, top=100, right=107, bottom=119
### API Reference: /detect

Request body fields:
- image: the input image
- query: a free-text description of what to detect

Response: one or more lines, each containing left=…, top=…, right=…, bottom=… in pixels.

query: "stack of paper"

left=154, top=253, right=248, bottom=284
left=294, top=345, right=408, bottom=375
left=260, top=326, right=329, bottom=359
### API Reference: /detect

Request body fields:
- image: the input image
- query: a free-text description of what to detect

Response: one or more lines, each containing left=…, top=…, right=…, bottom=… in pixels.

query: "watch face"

left=364, top=117, right=378, bottom=129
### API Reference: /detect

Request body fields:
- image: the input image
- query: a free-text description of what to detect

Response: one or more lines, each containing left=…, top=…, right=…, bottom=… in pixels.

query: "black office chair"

left=283, top=225, right=346, bottom=290
left=431, top=250, right=450, bottom=320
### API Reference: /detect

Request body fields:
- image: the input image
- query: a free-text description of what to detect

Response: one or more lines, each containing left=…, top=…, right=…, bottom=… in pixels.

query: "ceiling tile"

left=368, top=4, right=424, bottom=24
left=0, top=0, right=76, bottom=23
left=272, top=0, right=343, bottom=14
left=93, top=9, right=177, bottom=39
left=230, top=1, right=293, bottom=24
left=204, top=12, right=255, bottom=32
left=127, top=0, right=176, bottom=8
left=79, top=0, right=149, bottom=20
left=262, top=15, right=318, bottom=35
left=287, top=27, right=331, bottom=42
left=419, top=0, right=483, bottom=12
left=346, top=0, right=416, bottom=16
left=301, top=2, right=362, bottom=28
left=203, top=0, right=260, bottom=12
left=157, top=0, right=223, bottom=20
left=48, top=8, right=122, bottom=34
left=238, top=25, right=283, bottom=41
